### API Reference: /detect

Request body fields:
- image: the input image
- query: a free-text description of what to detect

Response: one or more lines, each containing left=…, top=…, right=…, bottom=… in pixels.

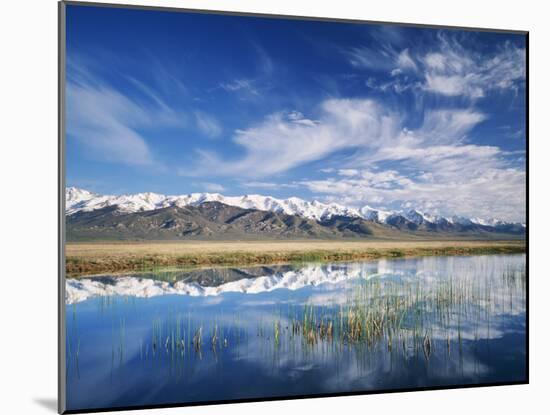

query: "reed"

left=66, top=241, right=525, bottom=277
left=95, top=260, right=525, bottom=381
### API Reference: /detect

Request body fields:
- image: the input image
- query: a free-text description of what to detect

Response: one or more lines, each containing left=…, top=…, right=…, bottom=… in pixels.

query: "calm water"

left=65, top=254, right=526, bottom=411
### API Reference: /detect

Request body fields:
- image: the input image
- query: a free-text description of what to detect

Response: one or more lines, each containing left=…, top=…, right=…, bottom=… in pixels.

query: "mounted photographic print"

left=59, top=1, right=528, bottom=413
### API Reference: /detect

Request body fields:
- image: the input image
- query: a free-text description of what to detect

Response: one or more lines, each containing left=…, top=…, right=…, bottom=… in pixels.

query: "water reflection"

left=65, top=254, right=526, bottom=411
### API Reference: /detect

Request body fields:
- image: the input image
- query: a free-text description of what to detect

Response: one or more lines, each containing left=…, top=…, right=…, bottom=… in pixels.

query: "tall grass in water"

left=102, top=261, right=525, bottom=378
left=66, top=242, right=525, bottom=277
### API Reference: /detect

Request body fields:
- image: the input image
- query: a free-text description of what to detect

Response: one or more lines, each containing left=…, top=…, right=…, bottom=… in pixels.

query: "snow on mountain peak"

left=65, top=188, right=360, bottom=221
left=449, top=215, right=474, bottom=226
left=403, top=209, right=425, bottom=225
left=360, top=205, right=392, bottom=223
left=64, top=187, right=521, bottom=228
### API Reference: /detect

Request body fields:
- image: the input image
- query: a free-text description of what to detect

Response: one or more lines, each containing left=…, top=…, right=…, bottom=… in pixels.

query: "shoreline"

left=65, top=240, right=526, bottom=277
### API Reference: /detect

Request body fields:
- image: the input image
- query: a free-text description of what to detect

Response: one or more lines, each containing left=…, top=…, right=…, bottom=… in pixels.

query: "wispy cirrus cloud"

left=219, top=79, right=259, bottom=96
left=185, top=96, right=524, bottom=221
left=198, top=182, right=225, bottom=192
left=302, top=165, right=525, bottom=222
left=186, top=99, right=398, bottom=178
left=421, top=38, right=525, bottom=99
left=241, top=181, right=299, bottom=190
left=346, top=32, right=526, bottom=100
left=67, top=57, right=225, bottom=165
left=346, top=44, right=399, bottom=72
left=218, top=42, right=276, bottom=100
left=67, top=80, right=158, bottom=166
left=66, top=56, right=189, bottom=167
left=194, top=111, right=222, bottom=138
left=65, top=11, right=525, bottom=224
left=395, top=48, right=418, bottom=73
left=295, top=103, right=525, bottom=220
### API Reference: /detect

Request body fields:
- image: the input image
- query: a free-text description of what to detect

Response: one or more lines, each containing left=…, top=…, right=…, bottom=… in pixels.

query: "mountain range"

left=65, top=187, right=525, bottom=241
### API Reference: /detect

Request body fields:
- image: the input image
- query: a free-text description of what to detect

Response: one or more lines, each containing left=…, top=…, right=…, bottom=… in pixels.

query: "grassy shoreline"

left=65, top=240, right=526, bottom=277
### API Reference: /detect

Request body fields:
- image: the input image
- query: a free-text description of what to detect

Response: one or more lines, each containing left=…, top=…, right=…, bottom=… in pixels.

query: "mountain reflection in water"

left=65, top=254, right=526, bottom=411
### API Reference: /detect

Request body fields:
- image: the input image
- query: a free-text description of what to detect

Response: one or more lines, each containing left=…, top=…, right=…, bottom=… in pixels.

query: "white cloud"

left=68, top=60, right=224, bottom=169
left=220, top=79, right=259, bottom=95
left=200, top=182, right=225, bottom=192
left=218, top=45, right=274, bottom=99
left=365, top=76, right=421, bottom=94
left=294, top=104, right=525, bottom=221
left=185, top=92, right=524, bottom=221
left=346, top=33, right=525, bottom=100
left=425, top=74, right=483, bottom=98
left=127, top=76, right=173, bottom=113
left=188, top=99, right=398, bottom=178
left=241, top=181, right=299, bottom=190
left=424, top=52, right=446, bottom=70
left=421, top=36, right=526, bottom=99
left=396, top=48, right=418, bottom=72
left=346, top=44, right=417, bottom=74
left=67, top=82, right=156, bottom=166
left=302, top=166, right=525, bottom=222
left=508, top=128, right=525, bottom=140
left=346, top=46, right=393, bottom=71
left=415, top=109, right=487, bottom=144
left=66, top=59, right=192, bottom=168
left=194, top=111, right=222, bottom=138
left=338, top=169, right=360, bottom=177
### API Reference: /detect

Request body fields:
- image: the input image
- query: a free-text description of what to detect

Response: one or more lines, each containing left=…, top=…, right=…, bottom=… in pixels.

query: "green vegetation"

left=66, top=241, right=525, bottom=277
left=105, top=264, right=525, bottom=368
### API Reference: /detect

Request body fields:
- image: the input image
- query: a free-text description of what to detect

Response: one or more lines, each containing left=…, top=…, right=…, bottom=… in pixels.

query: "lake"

left=64, top=254, right=526, bottom=411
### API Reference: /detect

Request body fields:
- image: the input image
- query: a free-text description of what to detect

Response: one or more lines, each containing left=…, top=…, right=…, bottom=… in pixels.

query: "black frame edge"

left=62, top=0, right=528, bottom=35
left=62, top=380, right=529, bottom=414
left=525, top=31, right=529, bottom=385
left=58, top=1, right=67, bottom=414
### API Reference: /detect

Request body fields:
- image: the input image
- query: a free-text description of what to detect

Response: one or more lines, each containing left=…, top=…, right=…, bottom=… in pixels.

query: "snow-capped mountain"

left=65, top=187, right=362, bottom=221
left=359, top=205, right=392, bottom=223
left=65, top=264, right=366, bottom=304
left=65, top=187, right=524, bottom=231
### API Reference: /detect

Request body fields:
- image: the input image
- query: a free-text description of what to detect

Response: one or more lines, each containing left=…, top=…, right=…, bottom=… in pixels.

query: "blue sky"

left=65, top=5, right=526, bottom=221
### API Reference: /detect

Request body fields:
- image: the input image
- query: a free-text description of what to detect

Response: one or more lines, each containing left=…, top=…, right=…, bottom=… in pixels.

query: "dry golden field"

left=65, top=239, right=526, bottom=277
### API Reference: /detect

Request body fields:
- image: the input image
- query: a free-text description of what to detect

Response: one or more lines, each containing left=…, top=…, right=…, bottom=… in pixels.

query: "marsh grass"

left=116, top=263, right=526, bottom=378
left=64, top=253, right=525, bottom=387
left=66, top=241, right=525, bottom=277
